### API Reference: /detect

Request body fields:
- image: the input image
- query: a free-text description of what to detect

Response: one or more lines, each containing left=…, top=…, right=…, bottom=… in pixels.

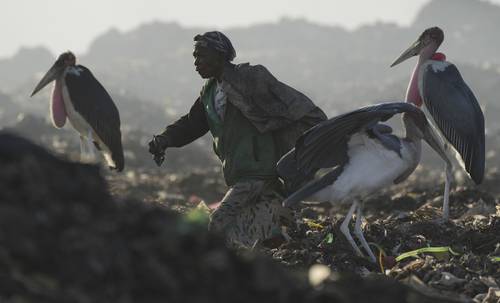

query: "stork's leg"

left=442, top=163, right=453, bottom=221
left=79, top=135, right=88, bottom=161
left=86, top=129, right=96, bottom=161
left=80, top=135, right=92, bottom=163
left=340, top=200, right=363, bottom=257
left=79, top=131, right=97, bottom=163
left=353, top=203, right=376, bottom=263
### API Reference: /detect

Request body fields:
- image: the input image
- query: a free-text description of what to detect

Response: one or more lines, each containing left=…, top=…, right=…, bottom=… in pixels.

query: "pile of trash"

left=0, top=132, right=467, bottom=302
left=263, top=175, right=500, bottom=302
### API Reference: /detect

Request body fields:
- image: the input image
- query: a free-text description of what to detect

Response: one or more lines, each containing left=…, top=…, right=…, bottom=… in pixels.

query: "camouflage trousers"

left=208, top=179, right=292, bottom=247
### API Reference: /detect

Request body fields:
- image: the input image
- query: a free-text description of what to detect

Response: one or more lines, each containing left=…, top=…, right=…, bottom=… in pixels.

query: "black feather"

left=65, top=65, right=125, bottom=171
left=290, top=102, right=423, bottom=177
left=421, top=62, right=485, bottom=184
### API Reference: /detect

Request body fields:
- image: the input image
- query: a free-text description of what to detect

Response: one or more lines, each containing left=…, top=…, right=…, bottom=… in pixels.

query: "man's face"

left=193, top=45, right=224, bottom=79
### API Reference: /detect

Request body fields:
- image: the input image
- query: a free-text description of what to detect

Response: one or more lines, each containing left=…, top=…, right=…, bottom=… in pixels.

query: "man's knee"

left=208, top=206, right=234, bottom=232
left=208, top=211, right=223, bottom=232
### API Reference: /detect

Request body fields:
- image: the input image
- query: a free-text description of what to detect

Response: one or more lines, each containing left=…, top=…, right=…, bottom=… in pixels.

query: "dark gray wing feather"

left=367, top=124, right=401, bottom=157
left=277, top=148, right=314, bottom=195
left=421, top=62, right=485, bottom=184
left=65, top=65, right=124, bottom=171
left=283, top=166, right=344, bottom=207
left=291, top=102, right=421, bottom=176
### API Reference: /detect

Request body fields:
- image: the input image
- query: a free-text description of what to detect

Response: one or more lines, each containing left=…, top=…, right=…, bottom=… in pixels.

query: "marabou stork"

left=278, top=102, right=452, bottom=262
left=391, top=27, right=485, bottom=188
left=31, top=51, right=124, bottom=171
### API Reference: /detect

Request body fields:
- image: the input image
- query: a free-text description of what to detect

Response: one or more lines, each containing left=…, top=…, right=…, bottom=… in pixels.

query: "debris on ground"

left=2, top=132, right=499, bottom=302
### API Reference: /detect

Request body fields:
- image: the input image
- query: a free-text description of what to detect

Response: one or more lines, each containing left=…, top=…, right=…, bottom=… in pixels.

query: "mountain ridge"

left=1, top=0, right=499, bottom=126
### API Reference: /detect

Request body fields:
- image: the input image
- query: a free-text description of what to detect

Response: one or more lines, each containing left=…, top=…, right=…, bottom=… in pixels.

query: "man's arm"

left=160, top=97, right=209, bottom=147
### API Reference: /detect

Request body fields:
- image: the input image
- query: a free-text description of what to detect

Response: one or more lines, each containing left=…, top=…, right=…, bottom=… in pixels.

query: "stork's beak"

left=390, top=39, right=423, bottom=67
left=30, top=63, right=64, bottom=97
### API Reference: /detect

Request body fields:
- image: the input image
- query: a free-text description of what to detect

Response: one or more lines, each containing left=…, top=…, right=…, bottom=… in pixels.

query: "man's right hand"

left=148, top=135, right=169, bottom=166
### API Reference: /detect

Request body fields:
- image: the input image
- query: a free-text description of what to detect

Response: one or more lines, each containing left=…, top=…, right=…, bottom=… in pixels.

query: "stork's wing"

left=421, top=61, right=485, bottom=184
left=65, top=65, right=124, bottom=171
left=293, top=102, right=422, bottom=176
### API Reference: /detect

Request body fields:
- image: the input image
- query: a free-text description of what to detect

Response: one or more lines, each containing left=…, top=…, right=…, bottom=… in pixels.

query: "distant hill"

left=0, top=47, right=54, bottom=93
left=413, top=0, right=500, bottom=64
left=0, top=91, right=20, bottom=126
left=0, top=0, right=499, bottom=130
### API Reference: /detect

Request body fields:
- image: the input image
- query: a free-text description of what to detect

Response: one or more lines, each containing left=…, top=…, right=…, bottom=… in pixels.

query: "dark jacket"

left=200, top=79, right=278, bottom=185
left=161, top=63, right=326, bottom=185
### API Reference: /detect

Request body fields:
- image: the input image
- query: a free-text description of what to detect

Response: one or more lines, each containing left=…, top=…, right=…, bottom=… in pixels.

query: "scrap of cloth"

left=213, top=81, right=227, bottom=120
left=220, top=63, right=327, bottom=155
left=194, top=31, right=237, bottom=62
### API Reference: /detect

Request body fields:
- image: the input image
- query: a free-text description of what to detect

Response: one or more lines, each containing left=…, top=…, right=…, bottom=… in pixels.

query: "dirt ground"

left=1, top=132, right=499, bottom=302
left=265, top=178, right=499, bottom=302
left=105, top=164, right=500, bottom=302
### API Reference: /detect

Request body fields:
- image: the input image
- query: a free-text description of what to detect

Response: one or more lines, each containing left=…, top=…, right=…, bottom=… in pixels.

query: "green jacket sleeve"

left=160, top=97, right=209, bottom=147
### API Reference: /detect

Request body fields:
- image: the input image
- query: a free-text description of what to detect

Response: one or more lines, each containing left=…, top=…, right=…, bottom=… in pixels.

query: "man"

left=149, top=31, right=326, bottom=246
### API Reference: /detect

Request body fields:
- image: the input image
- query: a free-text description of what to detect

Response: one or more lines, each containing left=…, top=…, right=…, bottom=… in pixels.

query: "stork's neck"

left=402, top=113, right=420, bottom=141
left=405, top=58, right=424, bottom=106
left=405, top=46, right=445, bottom=106
left=402, top=115, right=423, bottom=167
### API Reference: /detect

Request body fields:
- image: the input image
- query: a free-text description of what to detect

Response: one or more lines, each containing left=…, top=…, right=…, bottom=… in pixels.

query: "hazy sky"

left=1, top=0, right=499, bottom=59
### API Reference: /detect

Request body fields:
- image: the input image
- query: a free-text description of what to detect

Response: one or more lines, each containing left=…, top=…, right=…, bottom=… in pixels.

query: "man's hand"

left=148, top=135, right=169, bottom=166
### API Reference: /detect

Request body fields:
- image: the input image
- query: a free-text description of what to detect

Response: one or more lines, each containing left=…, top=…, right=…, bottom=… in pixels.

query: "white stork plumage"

left=278, top=102, right=452, bottom=262
left=31, top=51, right=124, bottom=171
